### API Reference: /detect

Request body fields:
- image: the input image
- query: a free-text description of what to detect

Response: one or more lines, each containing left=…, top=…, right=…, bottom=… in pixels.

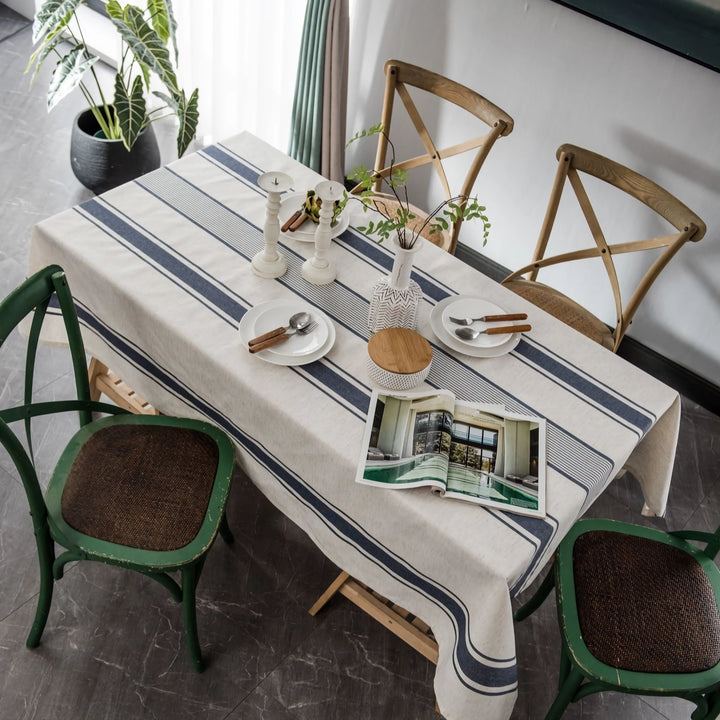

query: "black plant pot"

left=70, top=107, right=161, bottom=194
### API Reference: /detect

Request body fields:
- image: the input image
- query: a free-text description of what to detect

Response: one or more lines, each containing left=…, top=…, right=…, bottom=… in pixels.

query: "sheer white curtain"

left=173, top=1, right=306, bottom=148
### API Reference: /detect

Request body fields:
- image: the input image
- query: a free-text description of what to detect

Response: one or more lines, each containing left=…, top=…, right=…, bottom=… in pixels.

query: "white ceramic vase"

left=367, top=235, right=423, bottom=333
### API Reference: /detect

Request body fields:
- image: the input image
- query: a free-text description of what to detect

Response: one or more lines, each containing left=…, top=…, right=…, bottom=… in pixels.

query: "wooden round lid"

left=367, top=328, right=433, bottom=375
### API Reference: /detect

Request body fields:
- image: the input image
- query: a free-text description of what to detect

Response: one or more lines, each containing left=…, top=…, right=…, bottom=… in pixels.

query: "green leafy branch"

left=346, top=125, right=490, bottom=248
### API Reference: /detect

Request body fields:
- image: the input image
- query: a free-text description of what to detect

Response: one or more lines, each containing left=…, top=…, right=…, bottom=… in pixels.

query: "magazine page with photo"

left=356, top=389, right=547, bottom=518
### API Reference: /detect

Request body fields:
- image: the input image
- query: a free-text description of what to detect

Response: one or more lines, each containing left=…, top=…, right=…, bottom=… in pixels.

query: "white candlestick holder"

left=301, top=180, right=345, bottom=285
left=252, top=171, right=293, bottom=278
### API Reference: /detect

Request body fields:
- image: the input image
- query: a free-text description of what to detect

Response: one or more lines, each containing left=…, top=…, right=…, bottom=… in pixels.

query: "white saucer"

left=430, top=295, right=522, bottom=358
left=239, top=299, right=336, bottom=365
left=278, top=192, right=350, bottom=242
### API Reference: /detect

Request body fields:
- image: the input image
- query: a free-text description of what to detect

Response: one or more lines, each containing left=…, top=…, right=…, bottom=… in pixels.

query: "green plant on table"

left=346, top=124, right=490, bottom=249
left=29, top=0, right=198, bottom=157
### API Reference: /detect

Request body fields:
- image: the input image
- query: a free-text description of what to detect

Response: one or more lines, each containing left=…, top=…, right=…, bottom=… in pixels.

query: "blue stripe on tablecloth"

left=76, top=196, right=372, bottom=421
left=214, top=141, right=268, bottom=179
left=64, top=301, right=518, bottom=696
left=76, top=200, right=248, bottom=325
left=202, top=144, right=262, bottom=185
left=513, top=337, right=655, bottom=437
left=493, top=510, right=559, bottom=596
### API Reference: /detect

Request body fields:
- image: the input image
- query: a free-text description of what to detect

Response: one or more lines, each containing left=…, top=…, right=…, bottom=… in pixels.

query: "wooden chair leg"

left=88, top=356, right=159, bottom=415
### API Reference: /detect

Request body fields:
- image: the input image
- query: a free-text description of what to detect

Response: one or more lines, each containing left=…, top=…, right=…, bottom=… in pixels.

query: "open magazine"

left=356, top=389, right=547, bottom=517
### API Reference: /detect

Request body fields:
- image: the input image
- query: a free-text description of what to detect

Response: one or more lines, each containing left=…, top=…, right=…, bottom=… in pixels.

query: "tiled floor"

left=2, top=5, right=719, bottom=719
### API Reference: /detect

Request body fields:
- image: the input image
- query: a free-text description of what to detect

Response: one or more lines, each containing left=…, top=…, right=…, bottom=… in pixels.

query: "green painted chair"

left=514, top=517, right=720, bottom=719
left=0, top=265, right=236, bottom=672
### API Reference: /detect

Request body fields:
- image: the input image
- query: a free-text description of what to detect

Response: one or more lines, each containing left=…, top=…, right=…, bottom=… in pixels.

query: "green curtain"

left=288, top=0, right=331, bottom=172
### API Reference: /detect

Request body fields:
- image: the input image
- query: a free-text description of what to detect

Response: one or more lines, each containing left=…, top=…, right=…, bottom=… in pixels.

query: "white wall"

left=347, top=0, right=720, bottom=386
left=5, top=0, right=34, bottom=18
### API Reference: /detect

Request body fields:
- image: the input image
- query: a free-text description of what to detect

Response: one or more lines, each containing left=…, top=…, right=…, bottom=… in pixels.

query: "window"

left=369, top=398, right=385, bottom=449
left=413, top=410, right=452, bottom=455
left=449, top=421, right=498, bottom=472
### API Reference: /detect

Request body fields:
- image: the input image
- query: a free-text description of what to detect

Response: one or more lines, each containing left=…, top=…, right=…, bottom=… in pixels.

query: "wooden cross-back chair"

left=352, top=58, right=514, bottom=254
left=502, top=143, right=706, bottom=352
left=0, top=265, right=236, bottom=672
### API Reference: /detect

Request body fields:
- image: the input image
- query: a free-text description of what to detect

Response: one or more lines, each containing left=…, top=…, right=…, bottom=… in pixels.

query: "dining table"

left=28, top=130, right=681, bottom=720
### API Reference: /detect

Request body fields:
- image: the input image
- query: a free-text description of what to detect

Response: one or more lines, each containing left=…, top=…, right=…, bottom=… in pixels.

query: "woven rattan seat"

left=514, top=517, right=720, bottom=719
left=573, top=530, right=720, bottom=673
left=61, top=424, right=219, bottom=552
left=368, top=196, right=452, bottom=251
left=502, top=278, right=614, bottom=350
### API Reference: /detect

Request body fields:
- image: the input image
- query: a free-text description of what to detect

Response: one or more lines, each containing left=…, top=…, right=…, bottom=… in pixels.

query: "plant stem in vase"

left=367, top=235, right=423, bottom=332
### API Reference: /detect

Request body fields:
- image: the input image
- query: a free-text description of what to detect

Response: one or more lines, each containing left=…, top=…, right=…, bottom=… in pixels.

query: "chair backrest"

left=0, top=266, right=97, bottom=532
left=503, top=143, right=706, bottom=351
left=358, top=58, right=514, bottom=254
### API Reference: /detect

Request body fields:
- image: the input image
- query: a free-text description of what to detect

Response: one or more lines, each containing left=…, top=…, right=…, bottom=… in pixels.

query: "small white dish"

left=278, top=192, right=350, bottom=242
left=239, top=299, right=335, bottom=366
left=430, top=295, right=522, bottom=358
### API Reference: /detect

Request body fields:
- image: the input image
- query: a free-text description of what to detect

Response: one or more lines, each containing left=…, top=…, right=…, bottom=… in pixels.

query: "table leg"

left=309, top=570, right=439, bottom=664
left=88, top=357, right=159, bottom=415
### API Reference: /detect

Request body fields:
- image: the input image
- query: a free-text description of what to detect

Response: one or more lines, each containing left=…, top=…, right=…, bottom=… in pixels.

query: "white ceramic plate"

left=278, top=192, right=350, bottom=242
left=430, top=295, right=522, bottom=357
left=239, top=299, right=336, bottom=366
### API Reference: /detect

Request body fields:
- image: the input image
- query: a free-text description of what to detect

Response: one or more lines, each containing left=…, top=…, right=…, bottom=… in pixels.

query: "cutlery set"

left=449, top=312, right=530, bottom=341
left=248, top=311, right=318, bottom=353
left=280, top=190, right=343, bottom=233
left=449, top=312, right=527, bottom=326
left=248, top=310, right=531, bottom=355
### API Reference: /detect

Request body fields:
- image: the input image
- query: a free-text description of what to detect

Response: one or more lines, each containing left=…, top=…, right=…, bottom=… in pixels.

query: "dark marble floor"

left=2, top=5, right=719, bottom=719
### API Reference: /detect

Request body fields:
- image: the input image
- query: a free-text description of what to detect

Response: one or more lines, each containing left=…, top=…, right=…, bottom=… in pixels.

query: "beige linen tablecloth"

left=29, top=131, right=680, bottom=720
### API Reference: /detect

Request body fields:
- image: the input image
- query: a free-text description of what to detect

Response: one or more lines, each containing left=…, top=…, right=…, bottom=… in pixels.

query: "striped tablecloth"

left=29, top=131, right=680, bottom=720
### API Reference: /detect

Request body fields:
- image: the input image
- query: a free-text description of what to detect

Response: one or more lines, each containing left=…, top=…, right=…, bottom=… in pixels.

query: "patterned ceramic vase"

left=367, top=235, right=423, bottom=332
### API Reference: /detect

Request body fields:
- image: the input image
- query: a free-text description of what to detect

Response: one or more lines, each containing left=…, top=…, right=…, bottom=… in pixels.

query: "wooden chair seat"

left=502, top=277, right=614, bottom=350
left=367, top=194, right=452, bottom=251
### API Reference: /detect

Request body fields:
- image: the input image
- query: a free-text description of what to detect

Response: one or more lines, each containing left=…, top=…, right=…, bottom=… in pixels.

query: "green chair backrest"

left=0, top=265, right=111, bottom=534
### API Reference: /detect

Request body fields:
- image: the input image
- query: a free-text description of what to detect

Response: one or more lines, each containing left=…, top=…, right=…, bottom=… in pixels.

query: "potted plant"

left=29, top=0, right=199, bottom=193
left=346, top=125, right=490, bottom=331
